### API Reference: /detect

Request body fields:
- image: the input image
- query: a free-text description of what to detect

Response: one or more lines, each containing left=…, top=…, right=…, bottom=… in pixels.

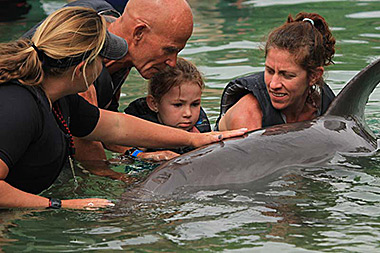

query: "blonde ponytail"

left=0, top=6, right=107, bottom=86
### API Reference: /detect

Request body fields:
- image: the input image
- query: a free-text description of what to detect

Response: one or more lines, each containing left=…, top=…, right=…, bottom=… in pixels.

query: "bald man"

left=24, top=0, right=194, bottom=161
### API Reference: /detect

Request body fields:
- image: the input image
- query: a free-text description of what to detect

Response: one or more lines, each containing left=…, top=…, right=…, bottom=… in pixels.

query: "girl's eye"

left=173, top=103, right=182, bottom=107
left=191, top=102, right=200, bottom=107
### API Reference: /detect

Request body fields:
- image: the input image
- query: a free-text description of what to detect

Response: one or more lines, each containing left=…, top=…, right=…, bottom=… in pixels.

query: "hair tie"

left=302, top=18, right=314, bottom=26
left=30, top=42, right=45, bottom=62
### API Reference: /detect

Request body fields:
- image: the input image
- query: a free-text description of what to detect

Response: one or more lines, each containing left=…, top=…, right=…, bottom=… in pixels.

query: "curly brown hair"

left=265, top=12, right=336, bottom=88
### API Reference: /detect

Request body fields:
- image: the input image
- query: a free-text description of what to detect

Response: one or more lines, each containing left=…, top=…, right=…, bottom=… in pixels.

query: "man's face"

left=132, top=24, right=192, bottom=79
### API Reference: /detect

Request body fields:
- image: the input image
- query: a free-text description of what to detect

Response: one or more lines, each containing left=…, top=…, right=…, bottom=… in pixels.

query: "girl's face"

left=264, top=48, right=312, bottom=113
left=153, top=81, right=202, bottom=131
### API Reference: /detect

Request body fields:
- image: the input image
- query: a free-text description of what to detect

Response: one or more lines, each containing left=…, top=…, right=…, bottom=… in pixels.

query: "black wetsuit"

left=0, top=81, right=99, bottom=194
left=125, top=97, right=211, bottom=154
left=215, top=72, right=336, bottom=130
left=22, top=0, right=129, bottom=112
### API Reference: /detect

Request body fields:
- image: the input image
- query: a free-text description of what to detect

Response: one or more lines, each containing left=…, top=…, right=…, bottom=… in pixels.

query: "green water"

left=1, top=0, right=380, bottom=252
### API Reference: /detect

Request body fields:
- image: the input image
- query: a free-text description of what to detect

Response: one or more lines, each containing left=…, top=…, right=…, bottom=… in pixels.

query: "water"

left=1, top=0, right=380, bottom=251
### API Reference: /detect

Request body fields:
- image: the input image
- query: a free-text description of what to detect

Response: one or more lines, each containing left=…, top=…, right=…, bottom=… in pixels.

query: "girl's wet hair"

left=265, top=12, right=336, bottom=87
left=149, top=57, right=204, bottom=102
left=0, top=6, right=107, bottom=86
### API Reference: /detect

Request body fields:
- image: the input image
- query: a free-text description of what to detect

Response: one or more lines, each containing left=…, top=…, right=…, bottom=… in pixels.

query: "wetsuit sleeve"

left=66, top=94, right=100, bottom=137
left=0, top=85, right=41, bottom=168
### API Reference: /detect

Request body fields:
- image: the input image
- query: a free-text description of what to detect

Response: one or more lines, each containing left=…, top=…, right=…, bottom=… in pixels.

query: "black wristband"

left=47, top=198, right=62, bottom=209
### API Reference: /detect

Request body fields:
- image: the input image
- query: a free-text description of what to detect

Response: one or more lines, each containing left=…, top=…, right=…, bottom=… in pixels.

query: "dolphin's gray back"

left=131, top=116, right=376, bottom=198
left=325, top=58, right=380, bottom=119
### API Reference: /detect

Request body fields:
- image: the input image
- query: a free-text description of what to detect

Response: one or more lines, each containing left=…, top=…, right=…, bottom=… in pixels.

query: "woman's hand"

left=189, top=128, right=247, bottom=148
left=61, top=198, right=115, bottom=210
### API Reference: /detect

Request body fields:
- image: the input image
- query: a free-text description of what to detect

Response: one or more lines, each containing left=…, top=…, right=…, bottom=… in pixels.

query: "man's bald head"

left=114, top=0, right=193, bottom=43
left=109, top=0, right=194, bottom=79
left=126, top=0, right=193, bottom=28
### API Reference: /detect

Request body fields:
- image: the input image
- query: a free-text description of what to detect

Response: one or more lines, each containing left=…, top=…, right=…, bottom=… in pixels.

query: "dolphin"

left=126, top=58, right=380, bottom=200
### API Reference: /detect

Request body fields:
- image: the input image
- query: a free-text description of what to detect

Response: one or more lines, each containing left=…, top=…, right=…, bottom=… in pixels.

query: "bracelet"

left=125, top=148, right=143, bottom=158
left=47, top=198, right=62, bottom=209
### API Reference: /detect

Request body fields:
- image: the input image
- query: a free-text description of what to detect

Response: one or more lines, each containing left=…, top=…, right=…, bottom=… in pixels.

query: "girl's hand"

left=190, top=128, right=247, bottom=148
left=139, top=150, right=180, bottom=162
left=61, top=198, right=115, bottom=210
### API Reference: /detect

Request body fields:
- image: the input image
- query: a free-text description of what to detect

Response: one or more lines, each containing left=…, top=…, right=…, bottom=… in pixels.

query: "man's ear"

left=309, top=66, right=324, bottom=86
left=146, top=95, right=158, bottom=112
left=132, top=23, right=147, bottom=44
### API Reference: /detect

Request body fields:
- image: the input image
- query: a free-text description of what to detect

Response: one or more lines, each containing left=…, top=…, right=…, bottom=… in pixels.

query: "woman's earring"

left=311, top=83, right=316, bottom=91
left=308, top=84, right=317, bottom=108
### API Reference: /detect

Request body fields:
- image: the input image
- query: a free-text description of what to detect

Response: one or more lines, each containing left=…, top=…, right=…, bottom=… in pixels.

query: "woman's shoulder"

left=229, top=71, right=265, bottom=87
left=0, top=81, right=45, bottom=106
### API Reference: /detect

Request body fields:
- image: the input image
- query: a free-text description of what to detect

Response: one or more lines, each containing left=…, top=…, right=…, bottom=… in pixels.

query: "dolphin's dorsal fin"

left=325, top=58, right=380, bottom=119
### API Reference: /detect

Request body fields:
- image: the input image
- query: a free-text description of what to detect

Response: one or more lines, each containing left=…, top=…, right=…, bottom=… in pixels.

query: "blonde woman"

left=0, top=7, right=246, bottom=209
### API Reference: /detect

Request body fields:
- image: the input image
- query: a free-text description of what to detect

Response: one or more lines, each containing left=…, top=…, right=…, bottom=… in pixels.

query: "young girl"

left=124, top=58, right=211, bottom=161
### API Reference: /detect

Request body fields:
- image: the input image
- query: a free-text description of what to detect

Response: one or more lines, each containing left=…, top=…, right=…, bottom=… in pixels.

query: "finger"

left=85, top=199, right=115, bottom=208
left=215, top=128, right=247, bottom=140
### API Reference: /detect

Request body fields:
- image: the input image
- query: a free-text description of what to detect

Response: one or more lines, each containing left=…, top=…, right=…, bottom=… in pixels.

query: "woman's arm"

left=0, top=160, right=114, bottom=209
left=85, top=109, right=247, bottom=148
left=218, top=93, right=263, bottom=131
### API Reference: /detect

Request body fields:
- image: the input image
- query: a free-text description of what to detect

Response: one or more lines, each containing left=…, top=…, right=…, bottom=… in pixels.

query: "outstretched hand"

left=139, top=150, right=180, bottom=162
left=190, top=128, right=247, bottom=148
left=62, top=198, right=115, bottom=210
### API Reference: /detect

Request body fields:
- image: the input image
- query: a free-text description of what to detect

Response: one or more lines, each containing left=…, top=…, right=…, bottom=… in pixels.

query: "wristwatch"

left=47, top=198, right=62, bottom=209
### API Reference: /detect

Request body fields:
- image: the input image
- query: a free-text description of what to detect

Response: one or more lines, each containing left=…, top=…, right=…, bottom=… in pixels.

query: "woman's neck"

left=41, top=75, right=74, bottom=103
left=281, top=94, right=318, bottom=123
left=282, top=92, right=318, bottom=123
left=282, top=103, right=318, bottom=123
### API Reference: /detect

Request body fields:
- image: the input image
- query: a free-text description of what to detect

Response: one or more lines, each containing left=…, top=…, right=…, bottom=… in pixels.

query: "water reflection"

left=346, top=11, right=380, bottom=19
